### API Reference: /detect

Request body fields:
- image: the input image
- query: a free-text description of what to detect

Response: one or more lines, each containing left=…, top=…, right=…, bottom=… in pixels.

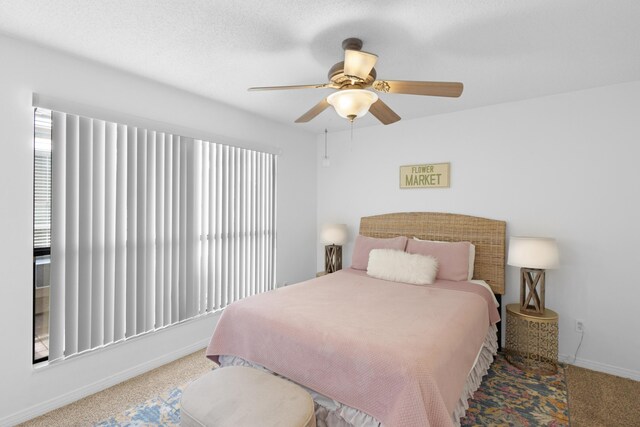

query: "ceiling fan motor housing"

left=328, top=61, right=377, bottom=88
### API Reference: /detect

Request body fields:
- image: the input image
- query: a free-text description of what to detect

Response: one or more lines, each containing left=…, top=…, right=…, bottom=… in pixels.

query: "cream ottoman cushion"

left=180, top=365, right=316, bottom=427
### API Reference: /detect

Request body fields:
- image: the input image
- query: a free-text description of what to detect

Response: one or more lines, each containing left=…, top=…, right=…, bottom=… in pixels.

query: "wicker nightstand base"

left=505, top=304, right=558, bottom=375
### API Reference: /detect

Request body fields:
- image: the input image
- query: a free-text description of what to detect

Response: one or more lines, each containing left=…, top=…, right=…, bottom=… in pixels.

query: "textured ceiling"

left=0, top=0, right=639, bottom=133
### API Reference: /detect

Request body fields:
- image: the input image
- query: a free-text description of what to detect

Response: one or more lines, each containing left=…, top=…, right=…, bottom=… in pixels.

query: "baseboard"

left=1, top=337, right=210, bottom=427
left=559, top=354, right=640, bottom=381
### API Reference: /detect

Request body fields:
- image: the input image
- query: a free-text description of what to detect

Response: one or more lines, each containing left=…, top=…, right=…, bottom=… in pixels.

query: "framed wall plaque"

left=400, top=162, right=450, bottom=189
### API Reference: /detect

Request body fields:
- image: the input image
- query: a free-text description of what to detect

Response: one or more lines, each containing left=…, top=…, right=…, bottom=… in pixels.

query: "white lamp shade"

left=508, top=236, right=559, bottom=269
left=321, top=224, right=348, bottom=246
left=326, top=89, right=378, bottom=120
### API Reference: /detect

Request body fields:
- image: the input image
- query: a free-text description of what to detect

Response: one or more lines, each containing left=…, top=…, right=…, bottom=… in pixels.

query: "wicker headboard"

left=359, top=212, right=506, bottom=295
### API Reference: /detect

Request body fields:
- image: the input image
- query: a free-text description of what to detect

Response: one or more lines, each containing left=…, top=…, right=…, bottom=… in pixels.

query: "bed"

left=206, top=212, right=506, bottom=427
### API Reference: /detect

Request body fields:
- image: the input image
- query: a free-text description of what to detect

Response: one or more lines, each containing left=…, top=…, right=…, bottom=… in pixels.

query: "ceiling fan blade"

left=373, top=80, right=463, bottom=97
left=249, top=83, right=333, bottom=91
left=295, top=98, right=331, bottom=123
left=369, top=99, right=401, bottom=125
left=344, top=50, right=378, bottom=81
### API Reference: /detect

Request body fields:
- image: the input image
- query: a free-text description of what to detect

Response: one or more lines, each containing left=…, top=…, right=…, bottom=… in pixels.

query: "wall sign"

left=400, top=162, right=450, bottom=189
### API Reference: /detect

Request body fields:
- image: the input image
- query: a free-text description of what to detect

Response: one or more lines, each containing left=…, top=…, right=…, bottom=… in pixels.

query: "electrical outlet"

left=575, top=319, right=585, bottom=333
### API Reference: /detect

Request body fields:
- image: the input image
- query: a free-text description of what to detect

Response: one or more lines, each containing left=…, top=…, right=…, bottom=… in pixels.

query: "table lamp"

left=508, top=236, right=559, bottom=314
left=321, top=224, right=348, bottom=273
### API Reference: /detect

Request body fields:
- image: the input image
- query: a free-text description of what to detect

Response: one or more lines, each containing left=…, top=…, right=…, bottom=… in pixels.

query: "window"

left=33, top=107, right=277, bottom=363
left=33, top=108, right=52, bottom=363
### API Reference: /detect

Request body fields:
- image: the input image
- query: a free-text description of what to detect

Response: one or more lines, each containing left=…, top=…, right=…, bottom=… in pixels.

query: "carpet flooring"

left=18, top=351, right=213, bottom=427
left=19, top=350, right=639, bottom=426
left=565, top=364, right=640, bottom=426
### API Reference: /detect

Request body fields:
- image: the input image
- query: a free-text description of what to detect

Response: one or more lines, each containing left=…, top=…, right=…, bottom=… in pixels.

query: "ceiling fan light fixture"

left=326, top=89, right=379, bottom=122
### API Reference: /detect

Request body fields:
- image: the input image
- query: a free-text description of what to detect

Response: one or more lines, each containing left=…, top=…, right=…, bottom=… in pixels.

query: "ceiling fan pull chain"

left=322, top=128, right=331, bottom=167
left=324, top=128, right=328, bottom=159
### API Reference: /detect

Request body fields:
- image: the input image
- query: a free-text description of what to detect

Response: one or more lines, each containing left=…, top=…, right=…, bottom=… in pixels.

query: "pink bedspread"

left=206, top=269, right=500, bottom=427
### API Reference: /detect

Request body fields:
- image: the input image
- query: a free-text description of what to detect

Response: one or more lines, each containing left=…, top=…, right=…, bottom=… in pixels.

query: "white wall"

left=317, top=81, right=640, bottom=379
left=0, top=34, right=316, bottom=425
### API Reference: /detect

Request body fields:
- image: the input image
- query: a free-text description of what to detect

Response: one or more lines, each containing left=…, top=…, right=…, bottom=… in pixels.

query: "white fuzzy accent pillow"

left=366, top=249, right=438, bottom=285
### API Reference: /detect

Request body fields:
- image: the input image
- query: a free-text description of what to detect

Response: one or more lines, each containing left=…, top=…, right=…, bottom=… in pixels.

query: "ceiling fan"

left=249, top=38, right=463, bottom=125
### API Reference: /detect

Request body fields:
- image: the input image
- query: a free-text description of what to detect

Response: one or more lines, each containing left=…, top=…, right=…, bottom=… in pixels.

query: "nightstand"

left=505, top=303, right=558, bottom=374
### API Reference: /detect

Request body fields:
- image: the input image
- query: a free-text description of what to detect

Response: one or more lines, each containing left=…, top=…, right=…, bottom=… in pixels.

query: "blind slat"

left=252, top=151, right=257, bottom=297
left=215, top=144, right=223, bottom=310
left=49, top=111, right=66, bottom=361
left=77, top=116, right=92, bottom=352
left=193, top=140, right=202, bottom=316
left=125, top=127, right=138, bottom=338
left=146, top=131, right=156, bottom=332
left=178, top=140, right=187, bottom=321
left=163, top=134, right=173, bottom=327
left=231, top=148, right=237, bottom=303
left=171, top=136, right=180, bottom=324
left=221, top=146, right=228, bottom=307
left=208, top=143, right=216, bottom=311
left=259, top=153, right=265, bottom=295
left=156, top=132, right=165, bottom=328
left=90, top=119, right=105, bottom=349
left=135, top=128, right=147, bottom=334
left=201, top=141, right=209, bottom=314
left=64, top=114, right=80, bottom=356
left=114, top=124, right=127, bottom=342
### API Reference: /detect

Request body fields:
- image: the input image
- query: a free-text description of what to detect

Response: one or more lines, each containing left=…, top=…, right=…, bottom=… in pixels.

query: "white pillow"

left=367, top=249, right=438, bottom=285
left=413, top=237, right=476, bottom=280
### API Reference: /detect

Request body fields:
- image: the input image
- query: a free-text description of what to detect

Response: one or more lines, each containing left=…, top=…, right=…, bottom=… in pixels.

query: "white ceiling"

left=1, top=0, right=639, bottom=133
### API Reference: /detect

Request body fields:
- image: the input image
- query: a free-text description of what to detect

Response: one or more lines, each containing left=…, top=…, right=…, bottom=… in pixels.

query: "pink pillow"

left=405, top=239, right=472, bottom=281
left=351, top=235, right=408, bottom=270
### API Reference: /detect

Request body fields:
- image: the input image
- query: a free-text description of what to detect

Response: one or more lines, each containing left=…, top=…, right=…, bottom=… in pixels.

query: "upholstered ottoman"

left=180, top=365, right=316, bottom=427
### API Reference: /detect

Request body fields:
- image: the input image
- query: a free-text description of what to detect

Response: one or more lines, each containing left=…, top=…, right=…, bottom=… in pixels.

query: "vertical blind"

left=48, top=110, right=277, bottom=361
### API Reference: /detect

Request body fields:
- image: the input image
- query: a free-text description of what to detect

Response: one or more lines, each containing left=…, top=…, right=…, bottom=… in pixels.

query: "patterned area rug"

left=95, top=387, right=183, bottom=426
left=461, top=354, right=569, bottom=426
left=95, top=353, right=568, bottom=426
